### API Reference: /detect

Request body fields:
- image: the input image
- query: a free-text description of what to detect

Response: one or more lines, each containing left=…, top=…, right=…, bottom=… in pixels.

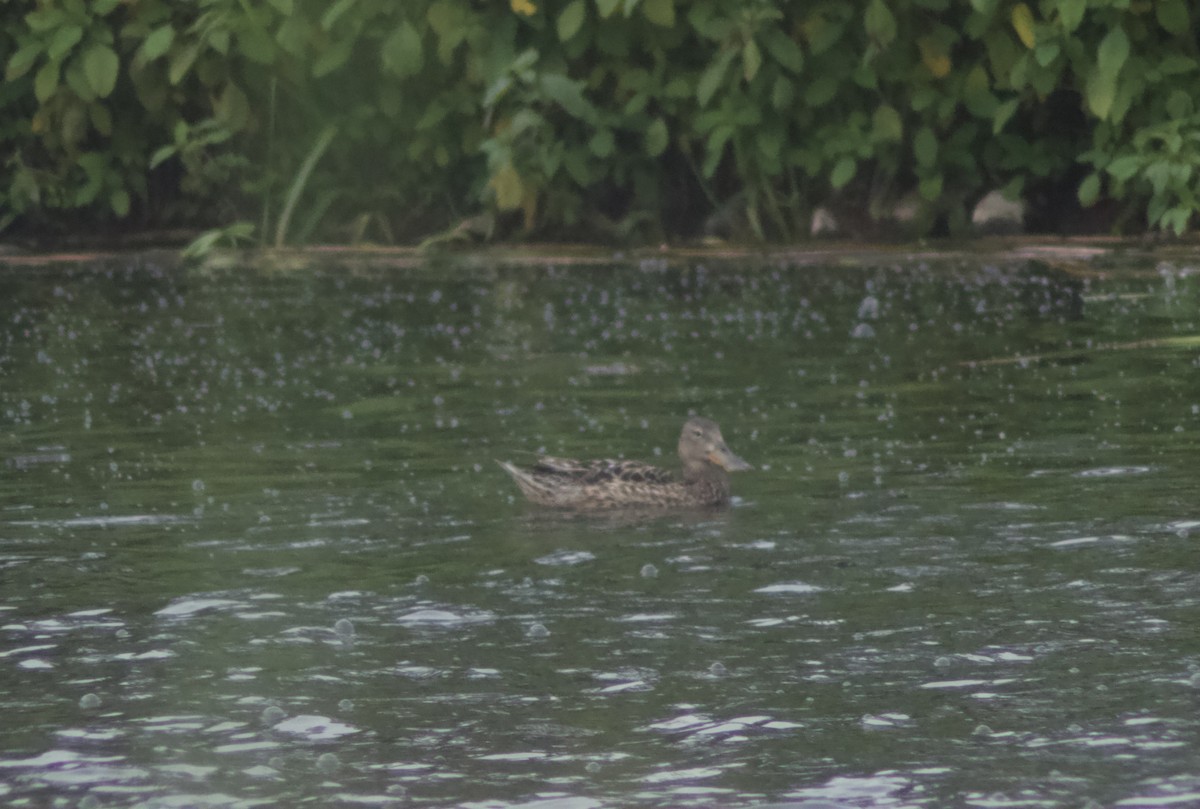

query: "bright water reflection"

left=2, top=253, right=1200, bottom=808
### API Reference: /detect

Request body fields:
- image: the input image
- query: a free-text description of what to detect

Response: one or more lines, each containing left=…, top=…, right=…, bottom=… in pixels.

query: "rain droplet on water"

left=316, top=752, right=340, bottom=773
left=261, top=705, right=286, bottom=724
left=527, top=623, right=550, bottom=639
left=640, top=563, right=658, bottom=579
left=79, top=693, right=101, bottom=709
left=709, top=662, right=727, bottom=677
left=857, top=295, right=880, bottom=320
left=338, top=699, right=353, bottom=712
left=334, top=618, right=355, bottom=638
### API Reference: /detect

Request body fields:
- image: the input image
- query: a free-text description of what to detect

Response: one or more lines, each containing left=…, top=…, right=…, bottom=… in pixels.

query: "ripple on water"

left=1074, top=465, right=1154, bottom=478
left=1114, top=776, right=1200, bottom=806
left=644, top=712, right=802, bottom=740
left=460, top=797, right=604, bottom=809
left=4, top=610, right=123, bottom=633
left=0, top=750, right=149, bottom=791
left=783, top=773, right=914, bottom=803
left=154, top=597, right=245, bottom=618
left=1049, top=534, right=1135, bottom=548
left=534, top=550, right=597, bottom=566
left=15, top=513, right=190, bottom=529
left=272, top=714, right=360, bottom=740
left=395, top=606, right=496, bottom=626
left=753, top=582, right=824, bottom=595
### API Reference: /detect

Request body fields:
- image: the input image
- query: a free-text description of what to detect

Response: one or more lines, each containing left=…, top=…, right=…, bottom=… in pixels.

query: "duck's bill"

left=709, top=447, right=753, bottom=472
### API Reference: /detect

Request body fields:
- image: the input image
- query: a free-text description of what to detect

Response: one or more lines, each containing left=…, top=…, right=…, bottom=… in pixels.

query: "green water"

left=1, top=253, right=1199, bottom=808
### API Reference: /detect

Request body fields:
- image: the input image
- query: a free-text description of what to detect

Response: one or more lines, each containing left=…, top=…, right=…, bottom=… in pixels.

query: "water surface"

left=2, top=252, right=1199, bottom=807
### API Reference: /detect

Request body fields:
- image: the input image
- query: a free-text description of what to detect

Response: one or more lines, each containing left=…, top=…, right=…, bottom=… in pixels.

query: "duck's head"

left=678, top=416, right=753, bottom=473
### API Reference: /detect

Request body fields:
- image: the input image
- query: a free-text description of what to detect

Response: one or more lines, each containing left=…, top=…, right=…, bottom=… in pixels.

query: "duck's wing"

left=533, top=457, right=675, bottom=485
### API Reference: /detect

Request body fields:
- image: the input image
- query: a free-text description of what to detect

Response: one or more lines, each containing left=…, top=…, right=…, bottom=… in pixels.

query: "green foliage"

left=3, top=0, right=1200, bottom=243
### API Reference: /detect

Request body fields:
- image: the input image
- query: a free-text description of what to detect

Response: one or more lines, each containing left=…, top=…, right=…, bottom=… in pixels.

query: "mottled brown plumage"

left=498, top=417, right=752, bottom=509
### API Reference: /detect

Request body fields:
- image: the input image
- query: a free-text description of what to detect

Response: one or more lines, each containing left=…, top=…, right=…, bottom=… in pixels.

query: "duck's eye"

left=692, top=429, right=704, bottom=437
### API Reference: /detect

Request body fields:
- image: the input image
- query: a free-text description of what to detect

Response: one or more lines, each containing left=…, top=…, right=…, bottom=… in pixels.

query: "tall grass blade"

left=275, top=124, right=337, bottom=247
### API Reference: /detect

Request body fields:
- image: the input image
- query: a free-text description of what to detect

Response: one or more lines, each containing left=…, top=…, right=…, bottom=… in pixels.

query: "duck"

left=498, top=416, right=752, bottom=509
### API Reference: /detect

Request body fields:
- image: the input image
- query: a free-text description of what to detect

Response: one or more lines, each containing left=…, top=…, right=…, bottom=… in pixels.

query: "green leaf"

left=89, top=102, right=112, bottom=135
left=215, top=81, right=250, bottom=129
left=963, top=64, right=997, bottom=117
left=427, top=0, right=456, bottom=34
left=702, top=124, right=732, bottom=177
left=110, top=188, right=130, bottom=217
left=1159, top=55, right=1197, bottom=75
left=1162, top=206, right=1191, bottom=235
left=596, top=0, right=621, bottom=18
left=48, top=25, right=83, bottom=61
left=26, top=7, right=64, bottom=33
left=742, top=39, right=762, bottom=82
left=872, top=104, right=902, bottom=141
left=992, top=98, right=1019, bottom=134
left=804, top=75, right=837, bottom=106
left=1167, top=89, right=1192, bottom=119
left=557, top=1, right=586, bottom=41
left=321, top=0, right=357, bottom=30
left=589, top=128, right=614, bottom=158
left=237, top=27, right=275, bottom=64
left=918, top=173, right=943, bottom=201
left=1077, top=172, right=1101, bottom=207
left=313, top=41, right=352, bottom=77
left=1057, top=0, right=1085, bottom=33
left=509, top=109, right=545, bottom=137
left=762, top=28, right=803, bottom=74
left=1156, top=0, right=1189, bottom=35
left=34, top=59, right=60, bottom=102
left=644, top=118, right=668, bottom=156
left=914, top=126, right=938, bottom=167
left=141, top=25, right=175, bottom=61
left=642, top=0, right=674, bottom=27
left=381, top=22, right=423, bottom=77
left=696, top=48, right=735, bottom=107
left=830, top=156, right=856, bottom=188
left=1096, top=26, right=1128, bottom=78
left=756, top=127, right=783, bottom=170
left=65, top=60, right=94, bottom=101
left=1034, top=42, right=1059, bottom=67
left=168, top=41, right=201, bottom=84
left=771, top=75, right=794, bottom=110
left=539, top=73, right=597, bottom=122
left=1010, top=3, right=1035, bottom=49
left=1106, top=155, right=1141, bottom=182
left=5, top=42, right=42, bottom=82
left=864, top=0, right=896, bottom=44
left=149, top=144, right=177, bottom=169
left=1085, top=70, right=1116, bottom=119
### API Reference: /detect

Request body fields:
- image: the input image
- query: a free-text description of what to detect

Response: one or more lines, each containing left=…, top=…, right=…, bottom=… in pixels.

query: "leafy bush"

left=3, top=0, right=1200, bottom=244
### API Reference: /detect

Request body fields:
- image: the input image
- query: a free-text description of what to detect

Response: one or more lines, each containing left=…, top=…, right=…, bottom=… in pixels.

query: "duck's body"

left=498, top=417, right=752, bottom=509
